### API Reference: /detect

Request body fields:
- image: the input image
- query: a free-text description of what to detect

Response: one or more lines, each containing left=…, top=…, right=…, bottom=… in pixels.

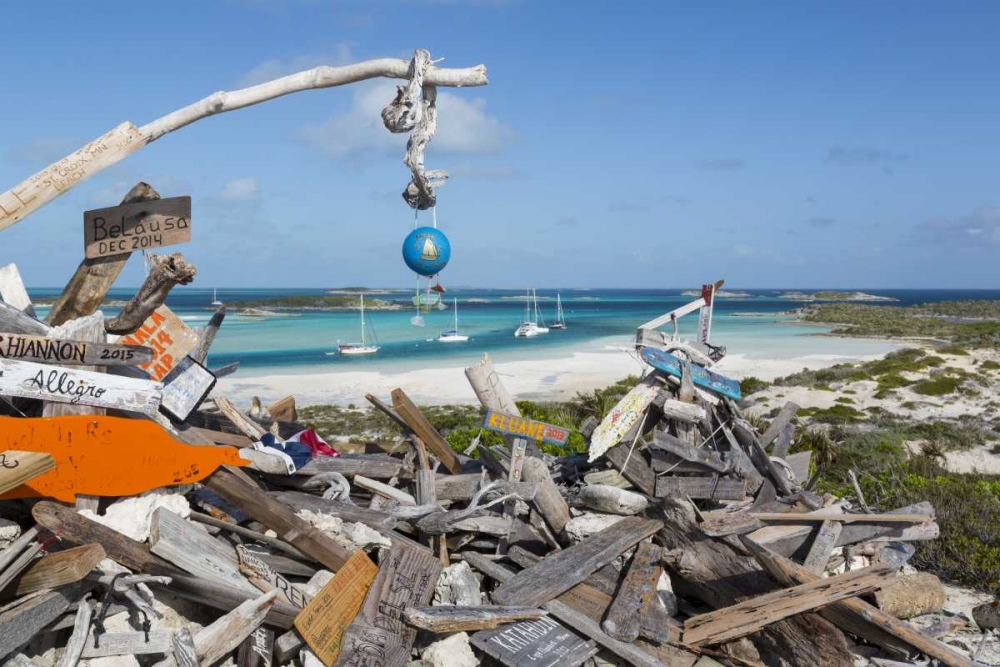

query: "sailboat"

left=550, top=293, right=567, bottom=330
left=336, top=294, right=380, bottom=355
left=437, top=298, right=469, bottom=342
left=514, top=289, right=549, bottom=337
left=211, top=288, right=223, bottom=306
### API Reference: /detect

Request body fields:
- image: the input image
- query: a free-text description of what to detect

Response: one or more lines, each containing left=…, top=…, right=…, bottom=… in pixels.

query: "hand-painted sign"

left=120, top=306, right=199, bottom=381
left=236, top=545, right=308, bottom=608
left=0, top=358, right=161, bottom=414
left=639, top=347, right=742, bottom=401
left=295, top=550, right=378, bottom=667
left=160, top=356, right=216, bottom=422
left=0, top=333, right=153, bottom=366
left=470, top=616, right=598, bottom=667
left=484, top=411, right=571, bottom=446
left=84, top=196, right=191, bottom=259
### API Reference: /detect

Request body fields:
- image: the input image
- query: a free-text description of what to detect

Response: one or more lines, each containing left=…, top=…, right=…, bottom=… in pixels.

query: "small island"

left=681, top=289, right=753, bottom=298
left=779, top=290, right=897, bottom=302
left=227, top=295, right=401, bottom=311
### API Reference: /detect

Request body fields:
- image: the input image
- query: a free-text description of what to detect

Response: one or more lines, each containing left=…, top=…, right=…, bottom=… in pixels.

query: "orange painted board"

left=120, top=306, right=198, bottom=382
left=294, top=550, right=378, bottom=667
left=0, top=415, right=246, bottom=502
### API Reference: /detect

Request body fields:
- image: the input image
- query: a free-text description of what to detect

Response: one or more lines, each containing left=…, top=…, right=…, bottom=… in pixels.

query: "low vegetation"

left=228, top=295, right=398, bottom=310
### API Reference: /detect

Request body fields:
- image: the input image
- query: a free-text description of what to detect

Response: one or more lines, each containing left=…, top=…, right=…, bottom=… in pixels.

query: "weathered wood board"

left=1, top=415, right=245, bottom=502
left=0, top=332, right=153, bottom=366
left=588, top=376, right=659, bottom=462
left=149, top=507, right=259, bottom=594
left=332, top=543, right=442, bottom=667
left=119, top=306, right=199, bottom=381
left=0, top=358, right=161, bottom=414
left=391, top=388, right=462, bottom=474
left=484, top=410, right=570, bottom=446
left=81, top=631, right=172, bottom=658
left=293, top=550, right=379, bottom=667
left=803, top=520, right=843, bottom=575
left=0, top=587, right=77, bottom=658
left=601, top=540, right=660, bottom=642
left=84, top=195, right=191, bottom=259
left=236, top=545, right=308, bottom=608
left=0, top=450, right=55, bottom=495
left=160, top=356, right=216, bottom=421
left=237, top=627, right=274, bottom=667
left=14, top=543, right=105, bottom=595
left=403, top=606, right=547, bottom=633
left=470, top=615, right=598, bottom=667
left=655, top=476, right=746, bottom=500
left=640, top=347, right=741, bottom=400
left=0, top=122, right=146, bottom=231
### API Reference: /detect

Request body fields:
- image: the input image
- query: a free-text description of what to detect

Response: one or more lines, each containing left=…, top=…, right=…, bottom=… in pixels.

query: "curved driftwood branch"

left=104, top=253, right=197, bottom=335
left=0, top=56, right=487, bottom=232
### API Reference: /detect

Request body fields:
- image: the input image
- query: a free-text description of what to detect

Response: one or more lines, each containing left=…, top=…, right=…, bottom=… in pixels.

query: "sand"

left=216, top=344, right=896, bottom=408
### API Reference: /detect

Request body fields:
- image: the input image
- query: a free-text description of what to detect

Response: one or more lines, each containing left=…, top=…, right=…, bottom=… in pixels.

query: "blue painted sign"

left=640, top=347, right=742, bottom=401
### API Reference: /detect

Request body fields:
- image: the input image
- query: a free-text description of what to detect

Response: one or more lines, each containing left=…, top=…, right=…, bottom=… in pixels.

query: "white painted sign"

left=0, top=359, right=162, bottom=415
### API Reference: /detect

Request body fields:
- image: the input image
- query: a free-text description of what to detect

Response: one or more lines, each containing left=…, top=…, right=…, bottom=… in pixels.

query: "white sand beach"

left=216, top=341, right=899, bottom=407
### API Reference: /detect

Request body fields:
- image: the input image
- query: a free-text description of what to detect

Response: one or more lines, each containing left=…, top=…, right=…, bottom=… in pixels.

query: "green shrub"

left=912, top=375, right=963, bottom=396
left=982, top=360, right=1000, bottom=370
left=835, top=397, right=855, bottom=404
left=938, top=345, right=969, bottom=356
left=798, top=405, right=867, bottom=424
left=740, top=376, right=769, bottom=395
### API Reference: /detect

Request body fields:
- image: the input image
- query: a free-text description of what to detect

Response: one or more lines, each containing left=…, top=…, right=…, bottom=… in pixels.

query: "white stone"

left=299, top=648, right=324, bottom=667
left=80, top=490, right=189, bottom=542
left=295, top=509, right=391, bottom=552
left=433, top=562, right=482, bottom=606
left=656, top=570, right=678, bottom=616
left=563, top=513, right=627, bottom=544
left=294, top=570, right=335, bottom=602
left=0, top=518, right=21, bottom=550
left=421, top=632, right=478, bottom=667
left=578, top=485, right=648, bottom=515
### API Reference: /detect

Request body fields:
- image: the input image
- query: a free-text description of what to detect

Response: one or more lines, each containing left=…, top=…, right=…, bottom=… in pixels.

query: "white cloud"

left=915, top=206, right=1000, bottom=246
left=239, top=43, right=356, bottom=87
left=6, top=137, right=75, bottom=166
left=299, top=80, right=514, bottom=159
left=219, top=178, right=261, bottom=201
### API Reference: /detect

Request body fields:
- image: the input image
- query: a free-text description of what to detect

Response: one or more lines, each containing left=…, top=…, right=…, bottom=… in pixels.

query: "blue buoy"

left=402, top=226, right=451, bottom=277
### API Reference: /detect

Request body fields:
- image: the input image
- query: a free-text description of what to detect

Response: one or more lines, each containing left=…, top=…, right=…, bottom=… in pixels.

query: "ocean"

left=28, top=288, right=1000, bottom=376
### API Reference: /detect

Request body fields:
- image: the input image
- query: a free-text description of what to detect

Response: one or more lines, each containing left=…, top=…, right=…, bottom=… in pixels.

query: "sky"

left=1, top=1, right=998, bottom=289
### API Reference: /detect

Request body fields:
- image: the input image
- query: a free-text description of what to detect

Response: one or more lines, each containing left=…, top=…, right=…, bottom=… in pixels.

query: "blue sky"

left=1, top=1, right=998, bottom=289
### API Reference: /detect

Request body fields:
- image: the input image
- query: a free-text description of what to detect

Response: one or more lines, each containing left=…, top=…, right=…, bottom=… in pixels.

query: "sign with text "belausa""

left=120, top=306, right=199, bottom=382
left=484, top=410, right=571, bottom=446
left=83, top=196, right=191, bottom=259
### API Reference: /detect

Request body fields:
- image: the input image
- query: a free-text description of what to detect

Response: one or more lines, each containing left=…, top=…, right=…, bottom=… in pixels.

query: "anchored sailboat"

left=514, top=288, right=549, bottom=337
left=550, top=292, right=567, bottom=329
left=335, top=294, right=380, bottom=356
left=211, top=288, right=223, bottom=306
left=437, top=298, right=469, bottom=342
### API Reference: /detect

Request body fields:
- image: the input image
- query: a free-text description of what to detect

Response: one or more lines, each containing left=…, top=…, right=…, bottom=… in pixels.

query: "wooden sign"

left=0, top=358, right=161, bottom=414
left=295, top=550, right=378, bottom=667
left=236, top=545, right=308, bottom=608
left=0, top=415, right=246, bottom=502
left=484, top=411, right=570, bottom=446
left=84, top=195, right=191, bottom=259
left=0, top=122, right=146, bottom=232
left=120, top=306, right=199, bottom=381
left=332, top=543, right=443, bottom=667
left=161, top=356, right=216, bottom=421
left=238, top=627, right=274, bottom=667
left=0, top=332, right=153, bottom=366
left=640, top=347, right=742, bottom=400
left=470, top=615, right=597, bottom=667
left=588, top=377, right=659, bottom=462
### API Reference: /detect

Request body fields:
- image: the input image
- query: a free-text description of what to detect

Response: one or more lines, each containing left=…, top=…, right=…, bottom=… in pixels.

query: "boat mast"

left=454, top=298, right=459, bottom=333
left=360, top=295, right=366, bottom=346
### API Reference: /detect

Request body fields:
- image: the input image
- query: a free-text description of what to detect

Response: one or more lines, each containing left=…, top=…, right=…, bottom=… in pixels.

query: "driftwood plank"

left=81, top=631, right=172, bottom=658
left=0, top=302, right=49, bottom=336
left=683, top=564, right=895, bottom=645
left=751, top=512, right=933, bottom=523
left=272, top=491, right=398, bottom=532
left=772, top=423, right=796, bottom=459
left=0, top=451, right=55, bottom=496
left=172, top=628, right=199, bottom=667
left=404, top=605, right=546, bottom=633
left=193, top=591, right=277, bottom=667
left=155, top=574, right=298, bottom=630
left=14, top=544, right=105, bottom=595
left=731, top=417, right=794, bottom=496
left=354, top=474, right=415, bottom=506
left=296, top=454, right=403, bottom=479
left=601, top=540, right=661, bottom=642
left=802, top=520, right=843, bottom=575
left=0, top=587, right=77, bottom=658
left=84, top=196, right=191, bottom=259
left=188, top=512, right=309, bottom=562
left=294, top=551, right=378, bottom=667
left=603, top=444, right=656, bottom=496
left=0, top=333, right=153, bottom=366
left=470, top=615, right=598, bottom=667
left=119, top=305, right=200, bottom=381
left=236, top=546, right=307, bottom=608
left=651, top=433, right=729, bottom=473
left=0, top=358, right=162, bottom=414
left=104, top=253, right=196, bottom=336
left=237, top=627, right=273, bottom=667
left=32, top=502, right=180, bottom=575
left=332, top=542, right=442, bottom=667
left=492, top=517, right=662, bottom=607
left=759, top=402, right=800, bottom=450
left=205, top=466, right=351, bottom=571
left=149, top=507, right=258, bottom=594
left=391, top=388, right=461, bottom=474
left=741, top=537, right=973, bottom=667
left=655, top=476, right=746, bottom=501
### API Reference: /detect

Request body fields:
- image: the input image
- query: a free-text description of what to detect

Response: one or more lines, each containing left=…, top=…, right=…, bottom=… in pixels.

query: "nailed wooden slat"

left=390, top=388, right=461, bottom=474
left=601, top=540, right=661, bottom=642
left=492, top=517, right=662, bottom=607
left=655, top=476, right=746, bottom=501
left=683, top=564, right=895, bottom=645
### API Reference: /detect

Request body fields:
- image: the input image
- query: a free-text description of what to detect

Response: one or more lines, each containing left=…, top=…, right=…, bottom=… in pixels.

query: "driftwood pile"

left=0, top=245, right=992, bottom=667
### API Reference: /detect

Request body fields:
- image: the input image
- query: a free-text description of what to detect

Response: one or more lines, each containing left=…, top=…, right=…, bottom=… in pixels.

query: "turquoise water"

left=29, top=287, right=1000, bottom=374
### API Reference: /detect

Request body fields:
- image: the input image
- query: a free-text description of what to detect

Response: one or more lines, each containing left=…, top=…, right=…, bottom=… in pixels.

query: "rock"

left=578, top=484, right=648, bottom=515
left=0, top=518, right=20, bottom=550
left=875, top=573, right=946, bottom=620
left=421, top=632, right=477, bottom=667
left=973, top=599, right=1000, bottom=630
left=563, top=513, right=626, bottom=544
left=656, top=570, right=678, bottom=616
left=295, top=570, right=335, bottom=602
left=433, top=561, right=482, bottom=606
left=296, top=509, right=391, bottom=552
left=299, top=648, right=324, bottom=667
left=80, top=490, right=189, bottom=542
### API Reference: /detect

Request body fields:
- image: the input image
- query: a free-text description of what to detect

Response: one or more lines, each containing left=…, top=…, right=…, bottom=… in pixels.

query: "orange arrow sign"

left=0, top=415, right=247, bottom=502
